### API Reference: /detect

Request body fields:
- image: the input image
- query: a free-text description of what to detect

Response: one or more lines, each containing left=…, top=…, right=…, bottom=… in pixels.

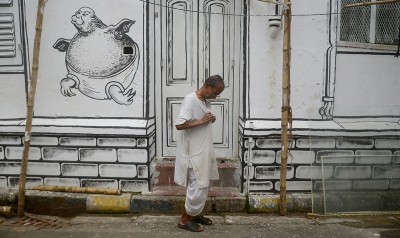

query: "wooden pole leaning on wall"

left=280, top=0, right=291, bottom=216
left=18, top=0, right=46, bottom=218
left=345, top=0, right=400, bottom=8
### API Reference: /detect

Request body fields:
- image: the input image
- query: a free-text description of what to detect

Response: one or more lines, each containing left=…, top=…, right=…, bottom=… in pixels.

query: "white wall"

left=334, top=54, right=400, bottom=117
left=247, top=0, right=330, bottom=120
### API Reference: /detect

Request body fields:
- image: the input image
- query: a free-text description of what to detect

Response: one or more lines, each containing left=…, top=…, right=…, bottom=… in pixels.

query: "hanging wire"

left=137, top=0, right=341, bottom=17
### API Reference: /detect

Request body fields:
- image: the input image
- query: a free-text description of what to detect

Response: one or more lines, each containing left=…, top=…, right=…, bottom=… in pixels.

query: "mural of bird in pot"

left=53, top=7, right=139, bottom=105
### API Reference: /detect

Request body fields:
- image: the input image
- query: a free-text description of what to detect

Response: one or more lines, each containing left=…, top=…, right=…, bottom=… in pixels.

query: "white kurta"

left=174, top=92, right=219, bottom=188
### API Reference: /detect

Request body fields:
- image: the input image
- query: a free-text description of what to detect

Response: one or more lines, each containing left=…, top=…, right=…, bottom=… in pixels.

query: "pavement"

left=1, top=213, right=400, bottom=238
left=1, top=187, right=400, bottom=237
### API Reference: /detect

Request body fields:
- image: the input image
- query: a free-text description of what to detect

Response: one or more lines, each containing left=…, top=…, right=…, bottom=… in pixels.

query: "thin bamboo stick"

left=32, top=185, right=122, bottom=195
left=17, top=0, right=46, bottom=218
left=345, top=0, right=400, bottom=8
left=280, top=0, right=291, bottom=216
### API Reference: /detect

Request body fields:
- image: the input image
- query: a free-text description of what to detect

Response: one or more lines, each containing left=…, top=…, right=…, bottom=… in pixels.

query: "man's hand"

left=202, top=112, right=216, bottom=124
left=176, top=112, right=216, bottom=130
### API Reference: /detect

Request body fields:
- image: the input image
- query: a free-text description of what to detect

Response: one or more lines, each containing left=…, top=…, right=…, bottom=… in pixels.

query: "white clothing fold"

left=185, top=168, right=209, bottom=216
left=174, top=92, right=219, bottom=188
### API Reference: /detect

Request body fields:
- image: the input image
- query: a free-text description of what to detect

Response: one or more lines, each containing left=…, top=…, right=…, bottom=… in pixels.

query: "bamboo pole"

left=279, top=0, right=291, bottom=216
left=32, top=185, right=122, bottom=195
left=18, top=0, right=46, bottom=218
left=345, top=0, right=400, bottom=8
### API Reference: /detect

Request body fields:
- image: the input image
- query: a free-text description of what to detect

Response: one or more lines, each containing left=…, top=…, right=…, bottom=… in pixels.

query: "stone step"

left=153, top=158, right=241, bottom=188
left=148, top=185, right=243, bottom=197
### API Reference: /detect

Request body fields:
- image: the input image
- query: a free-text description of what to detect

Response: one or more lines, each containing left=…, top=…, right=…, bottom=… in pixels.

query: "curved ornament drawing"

left=53, top=7, right=140, bottom=105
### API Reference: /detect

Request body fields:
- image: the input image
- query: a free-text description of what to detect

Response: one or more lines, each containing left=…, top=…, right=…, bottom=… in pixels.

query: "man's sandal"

left=192, top=215, right=212, bottom=225
left=177, top=220, right=204, bottom=232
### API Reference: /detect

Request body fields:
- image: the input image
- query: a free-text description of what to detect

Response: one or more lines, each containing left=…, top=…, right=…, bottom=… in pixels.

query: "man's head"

left=203, top=75, right=224, bottom=100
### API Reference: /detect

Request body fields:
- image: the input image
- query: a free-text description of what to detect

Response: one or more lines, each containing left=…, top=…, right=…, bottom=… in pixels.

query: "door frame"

left=154, top=0, right=242, bottom=160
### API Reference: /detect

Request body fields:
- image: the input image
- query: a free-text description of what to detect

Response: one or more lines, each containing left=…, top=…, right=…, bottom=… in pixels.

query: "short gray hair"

left=204, top=75, right=224, bottom=88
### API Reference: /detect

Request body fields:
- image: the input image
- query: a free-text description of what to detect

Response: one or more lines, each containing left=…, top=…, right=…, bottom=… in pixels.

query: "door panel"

left=160, top=0, right=238, bottom=158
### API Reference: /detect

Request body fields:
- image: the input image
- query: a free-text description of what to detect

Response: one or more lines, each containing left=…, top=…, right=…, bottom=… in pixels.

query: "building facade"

left=0, top=0, right=399, bottom=204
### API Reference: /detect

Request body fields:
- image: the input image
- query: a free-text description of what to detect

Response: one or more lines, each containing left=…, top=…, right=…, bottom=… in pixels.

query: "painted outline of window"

left=0, top=14, right=16, bottom=58
left=0, top=0, right=24, bottom=69
left=338, top=0, right=400, bottom=49
left=0, top=0, right=12, bottom=6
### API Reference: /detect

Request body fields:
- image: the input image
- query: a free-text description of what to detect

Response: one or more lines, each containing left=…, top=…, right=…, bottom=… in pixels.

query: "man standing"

left=174, top=75, right=225, bottom=232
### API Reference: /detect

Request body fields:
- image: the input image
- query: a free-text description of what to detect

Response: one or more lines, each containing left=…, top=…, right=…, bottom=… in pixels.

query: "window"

left=339, top=0, right=400, bottom=48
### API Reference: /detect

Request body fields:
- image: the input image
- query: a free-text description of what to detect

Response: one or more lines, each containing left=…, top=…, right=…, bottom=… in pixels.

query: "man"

left=174, top=75, right=225, bottom=232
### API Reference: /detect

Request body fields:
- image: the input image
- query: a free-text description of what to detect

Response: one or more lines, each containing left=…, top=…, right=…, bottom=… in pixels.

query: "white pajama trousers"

left=185, top=168, right=209, bottom=216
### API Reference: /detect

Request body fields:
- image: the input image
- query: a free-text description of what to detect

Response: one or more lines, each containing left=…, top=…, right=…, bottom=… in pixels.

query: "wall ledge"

left=240, top=118, right=400, bottom=137
left=0, top=118, right=155, bottom=136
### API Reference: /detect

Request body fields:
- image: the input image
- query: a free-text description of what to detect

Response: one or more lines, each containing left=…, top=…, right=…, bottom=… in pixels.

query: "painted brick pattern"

left=296, top=138, right=335, bottom=148
left=373, top=166, right=400, bottom=179
left=336, top=138, right=374, bottom=149
left=394, top=151, right=400, bottom=164
left=60, top=137, right=96, bottom=146
left=390, top=180, right=400, bottom=189
left=353, top=180, right=389, bottom=190
left=295, top=166, right=333, bottom=179
left=275, top=181, right=312, bottom=191
left=80, top=148, right=117, bottom=162
left=0, top=176, right=6, bottom=187
left=243, top=166, right=254, bottom=179
left=43, top=147, right=78, bottom=161
left=0, top=134, right=153, bottom=193
left=255, top=166, right=294, bottom=180
left=316, top=150, right=354, bottom=164
left=44, top=177, right=80, bottom=187
left=6, top=147, right=41, bottom=160
left=8, top=177, right=43, bottom=188
left=137, top=138, right=148, bottom=147
left=0, top=136, right=21, bottom=145
left=118, top=149, right=147, bottom=163
left=61, top=163, right=99, bottom=177
left=314, top=181, right=352, bottom=190
left=120, top=180, right=149, bottom=192
left=137, top=165, right=148, bottom=178
left=98, top=138, right=136, bottom=147
left=81, top=179, right=118, bottom=189
left=277, top=150, right=315, bottom=164
left=255, top=139, right=295, bottom=149
left=30, top=136, right=59, bottom=146
left=246, top=150, right=275, bottom=164
left=0, top=162, right=22, bottom=175
left=241, top=135, right=400, bottom=193
left=375, top=138, right=400, bottom=148
left=249, top=181, right=273, bottom=191
left=334, top=166, right=372, bottom=179
left=99, top=164, right=137, bottom=178
left=27, top=162, right=60, bottom=176
left=355, top=150, right=392, bottom=164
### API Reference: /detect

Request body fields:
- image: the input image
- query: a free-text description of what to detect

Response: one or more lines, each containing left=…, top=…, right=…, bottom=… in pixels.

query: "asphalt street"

left=0, top=213, right=400, bottom=238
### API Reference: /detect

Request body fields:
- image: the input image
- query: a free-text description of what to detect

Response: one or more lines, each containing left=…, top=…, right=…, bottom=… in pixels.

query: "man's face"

left=206, top=83, right=225, bottom=100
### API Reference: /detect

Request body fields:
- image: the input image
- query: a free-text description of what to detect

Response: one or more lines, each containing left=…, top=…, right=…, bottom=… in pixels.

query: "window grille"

left=375, top=3, right=400, bottom=45
left=0, top=14, right=16, bottom=57
left=340, top=0, right=400, bottom=46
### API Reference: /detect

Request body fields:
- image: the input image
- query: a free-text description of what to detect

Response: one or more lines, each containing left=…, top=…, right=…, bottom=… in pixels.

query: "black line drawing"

left=53, top=7, right=140, bottom=105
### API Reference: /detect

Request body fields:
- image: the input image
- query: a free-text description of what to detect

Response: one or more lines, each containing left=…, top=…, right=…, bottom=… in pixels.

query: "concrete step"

left=148, top=186, right=242, bottom=197
left=153, top=158, right=241, bottom=188
left=138, top=186, right=247, bottom=214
